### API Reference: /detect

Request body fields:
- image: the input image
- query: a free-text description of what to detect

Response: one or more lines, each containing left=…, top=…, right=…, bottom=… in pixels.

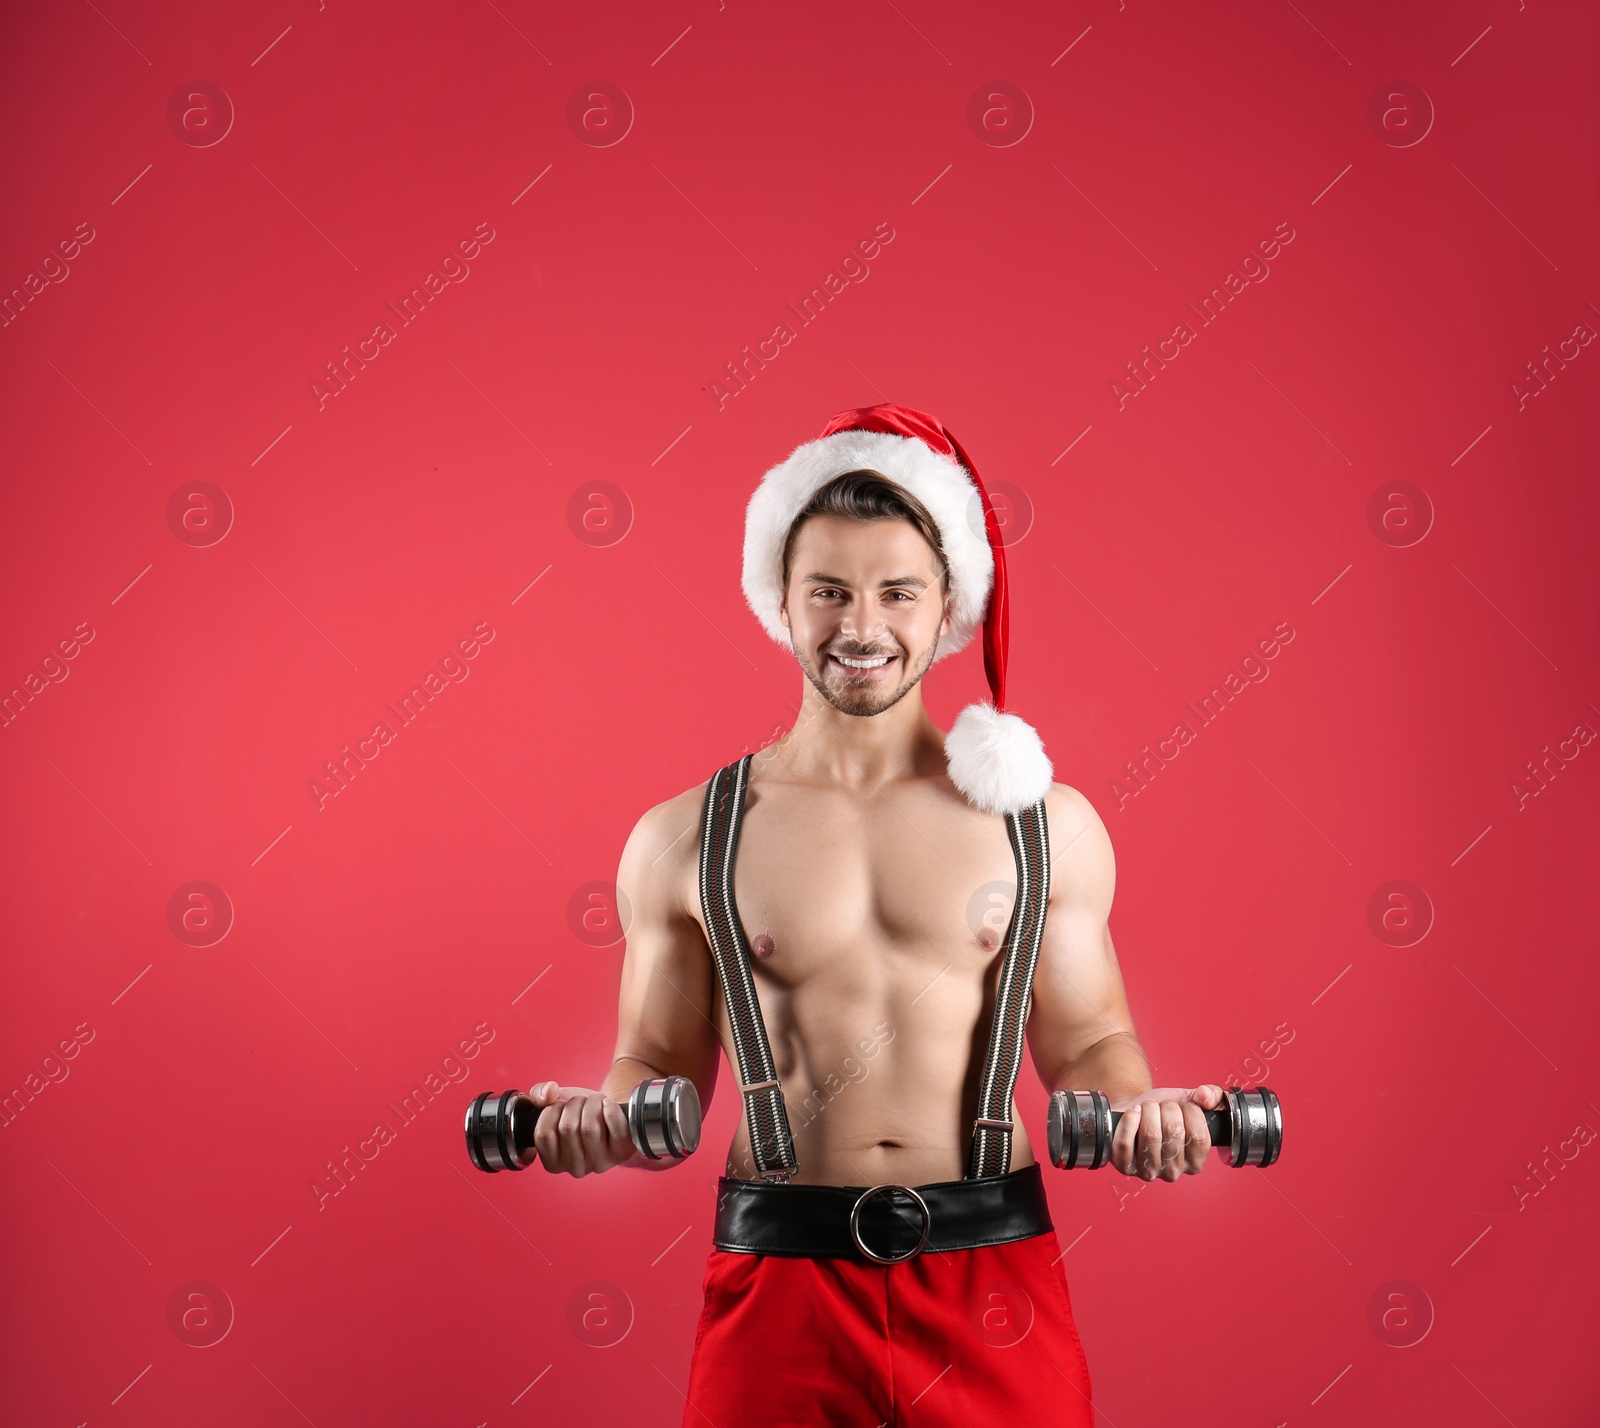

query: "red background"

left=2, top=0, right=1596, bottom=1423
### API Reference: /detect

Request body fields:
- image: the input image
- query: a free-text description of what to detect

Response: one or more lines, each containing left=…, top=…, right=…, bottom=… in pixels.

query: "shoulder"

left=1043, top=782, right=1115, bottom=906
left=616, top=777, right=715, bottom=917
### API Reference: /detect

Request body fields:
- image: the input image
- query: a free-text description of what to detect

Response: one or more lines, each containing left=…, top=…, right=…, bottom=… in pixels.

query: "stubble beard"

left=795, top=633, right=941, bottom=718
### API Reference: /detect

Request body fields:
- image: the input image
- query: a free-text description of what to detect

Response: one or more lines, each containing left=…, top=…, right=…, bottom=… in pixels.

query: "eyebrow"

left=801, top=573, right=930, bottom=590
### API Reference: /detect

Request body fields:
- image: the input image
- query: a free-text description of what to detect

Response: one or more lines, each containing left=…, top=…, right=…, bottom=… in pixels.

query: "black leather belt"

left=713, top=1162, right=1053, bottom=1263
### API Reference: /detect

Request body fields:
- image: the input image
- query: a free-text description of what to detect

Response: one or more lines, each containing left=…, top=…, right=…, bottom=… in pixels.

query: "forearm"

left=599, top=1054, right=680, bottom=1172
left=1050, top=1030, right=1152, bottom=1103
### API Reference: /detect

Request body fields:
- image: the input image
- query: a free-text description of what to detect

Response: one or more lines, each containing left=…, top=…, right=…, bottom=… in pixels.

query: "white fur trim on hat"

left=741, top=429, right=993, bottom=664
left=945, top=702, right=1054, bottom=815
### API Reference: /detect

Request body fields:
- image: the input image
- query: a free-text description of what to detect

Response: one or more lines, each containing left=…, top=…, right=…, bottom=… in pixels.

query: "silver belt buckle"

left=849, top=1183, right=932, bottom=1265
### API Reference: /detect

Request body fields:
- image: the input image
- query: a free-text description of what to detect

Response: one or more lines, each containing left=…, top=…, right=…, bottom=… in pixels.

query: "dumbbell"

left=1047, top=1086, right=1282, bottom=1170
left=465, top=1076, right=702, bottom=1173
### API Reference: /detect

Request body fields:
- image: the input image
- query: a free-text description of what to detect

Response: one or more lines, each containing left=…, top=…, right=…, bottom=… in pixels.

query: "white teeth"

left=834, top=654, right=890, bottom=668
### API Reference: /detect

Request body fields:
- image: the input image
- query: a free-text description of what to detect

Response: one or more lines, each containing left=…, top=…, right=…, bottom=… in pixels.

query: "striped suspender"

left=698, top=756, right=798, bottom=1181
left=698, top=753, right=1051, bottom=1184
left=966, top=798, right=1052, bottom=1179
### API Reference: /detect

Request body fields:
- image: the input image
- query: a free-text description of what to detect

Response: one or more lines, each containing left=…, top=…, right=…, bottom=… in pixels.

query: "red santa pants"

left=681, top=1228, right=1094, bottom=1427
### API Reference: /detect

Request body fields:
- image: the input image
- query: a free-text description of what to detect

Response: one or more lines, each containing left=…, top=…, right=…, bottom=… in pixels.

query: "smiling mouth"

left=828, top=652, right=896, bottom=676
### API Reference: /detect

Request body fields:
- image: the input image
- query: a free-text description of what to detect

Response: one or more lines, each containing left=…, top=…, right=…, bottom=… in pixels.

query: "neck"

left=761, top=678, right=945, bottom=791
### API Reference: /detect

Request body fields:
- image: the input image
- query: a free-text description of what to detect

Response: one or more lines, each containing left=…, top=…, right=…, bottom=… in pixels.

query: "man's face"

left=780, top=515, right=950, bottom=717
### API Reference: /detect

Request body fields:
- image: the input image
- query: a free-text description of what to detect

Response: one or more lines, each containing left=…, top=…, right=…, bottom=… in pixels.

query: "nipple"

left=751, top=933, right=775, bottom=960
left=976, top=924, right=1002, bottom=952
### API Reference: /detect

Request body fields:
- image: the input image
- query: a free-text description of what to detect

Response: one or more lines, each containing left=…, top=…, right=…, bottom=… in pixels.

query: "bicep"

left=1025, top=789, right=1137, bottom=1085
left=610, top=800, right=723, bottom=1095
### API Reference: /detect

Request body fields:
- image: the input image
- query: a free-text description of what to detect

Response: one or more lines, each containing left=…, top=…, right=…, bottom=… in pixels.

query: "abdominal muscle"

left=711, top=954, right=1038, bottom=1188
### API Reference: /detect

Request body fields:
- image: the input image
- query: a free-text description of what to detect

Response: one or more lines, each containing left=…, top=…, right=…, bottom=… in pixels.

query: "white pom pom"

left=944, top=702, right=1054, bottom=815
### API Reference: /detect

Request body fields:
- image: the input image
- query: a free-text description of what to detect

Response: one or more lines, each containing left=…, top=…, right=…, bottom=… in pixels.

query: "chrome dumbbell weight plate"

left=464, top=1076, right=703, bottom=1173
left=1047, top=1085, right=1283, bottom=1169
left=627, top=1074, right=702, bottom=1160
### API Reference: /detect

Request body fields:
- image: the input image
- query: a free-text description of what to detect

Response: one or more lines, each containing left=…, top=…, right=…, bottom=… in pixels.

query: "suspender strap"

left=698, top=756, right=799, bottom=1181
left=966, top=798, right=1052, bottom=1180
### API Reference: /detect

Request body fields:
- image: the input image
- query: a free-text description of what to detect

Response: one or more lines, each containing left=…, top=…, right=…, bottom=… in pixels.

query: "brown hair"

left=778, top=470, right=950, bottom=593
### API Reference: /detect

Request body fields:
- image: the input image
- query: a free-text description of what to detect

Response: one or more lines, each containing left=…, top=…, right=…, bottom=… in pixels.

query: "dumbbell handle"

left=464, top=1075, right=702, bottom=1173
left=1048, top=1086, right=1283, bottom=1170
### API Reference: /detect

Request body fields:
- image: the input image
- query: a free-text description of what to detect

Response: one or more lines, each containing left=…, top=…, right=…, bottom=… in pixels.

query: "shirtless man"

left=528, top=405, right=1224, bottom=1425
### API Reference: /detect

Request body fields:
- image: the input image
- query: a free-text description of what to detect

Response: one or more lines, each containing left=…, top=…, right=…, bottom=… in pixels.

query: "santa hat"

left=742, top=402, right=1053, bottom=816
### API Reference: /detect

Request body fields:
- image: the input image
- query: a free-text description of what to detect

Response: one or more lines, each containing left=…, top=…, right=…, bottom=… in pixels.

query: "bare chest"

left=691, top=777, right=1023, bottom=997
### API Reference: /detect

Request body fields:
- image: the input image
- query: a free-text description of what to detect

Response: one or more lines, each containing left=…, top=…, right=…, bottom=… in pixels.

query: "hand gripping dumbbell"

left=464, top=1076, right=702, bottom=1173
left=1047, top=1086, right=1283, bottom=1170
